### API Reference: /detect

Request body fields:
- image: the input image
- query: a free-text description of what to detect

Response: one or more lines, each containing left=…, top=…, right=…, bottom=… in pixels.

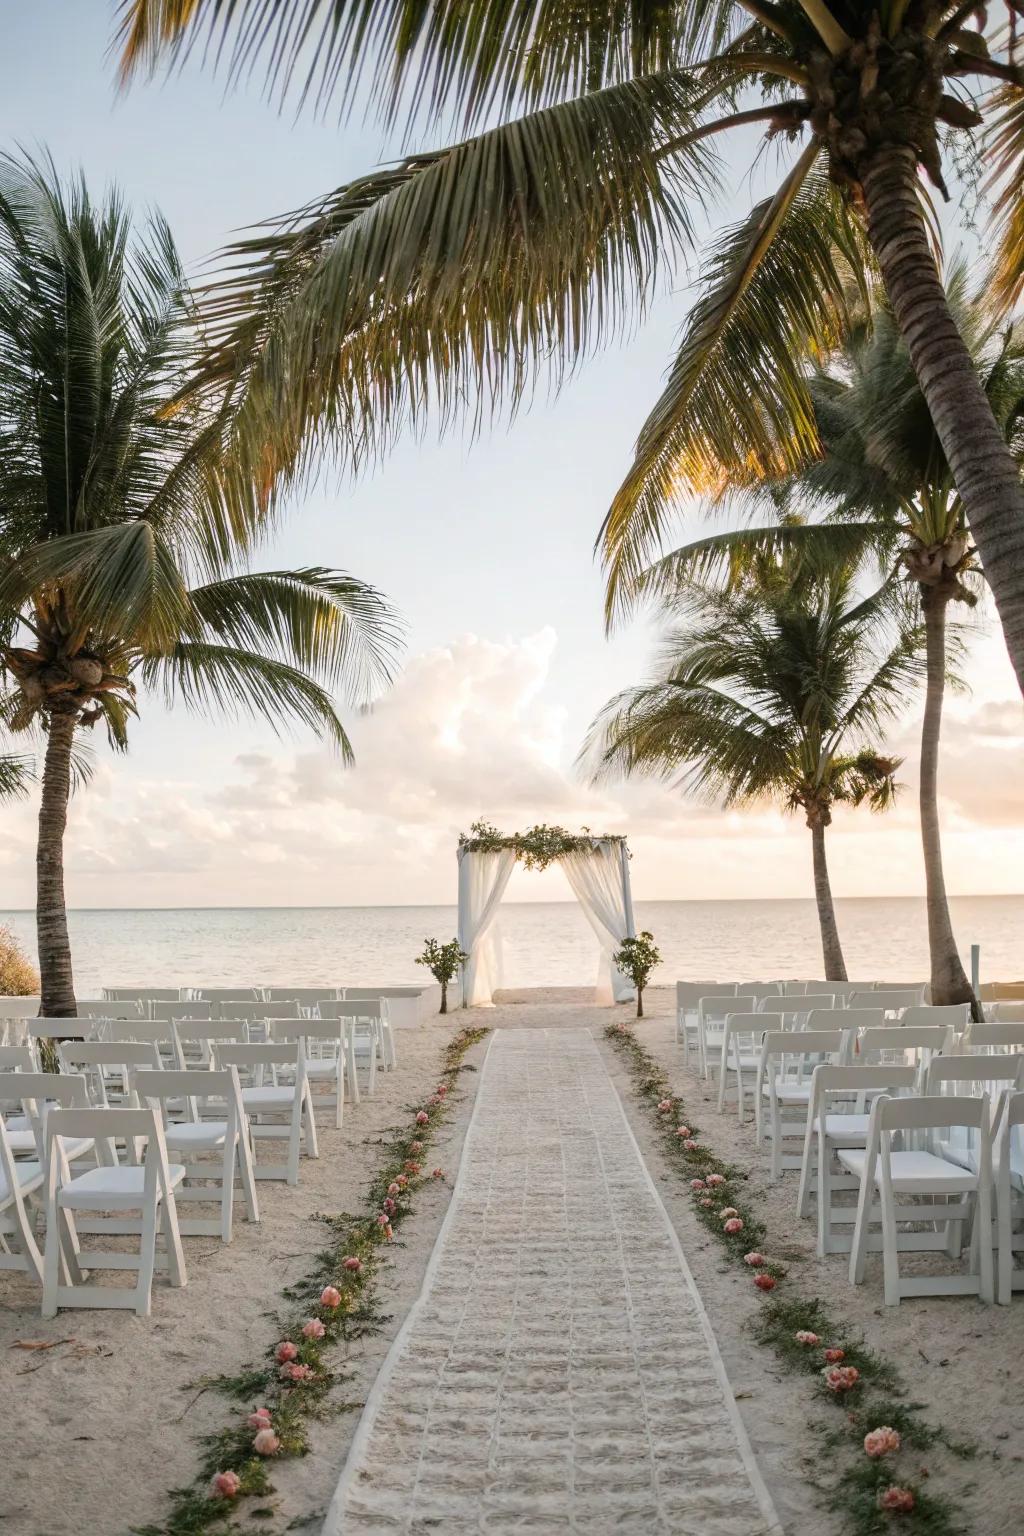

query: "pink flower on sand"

left=794, top=1331, right=820, bottom=1346
left=754, top=1274, right=776, bottom=1292
left=690, top=1178, right=707, bottom=1190
left=657, top=1099, right=673, bottom=1112
left=342, top=1257, right=362, bottom=1273
left=396, top=1175, right=409, bottom=1188
left=280, top=1362, right=315, bottom=1383
left=682, top=1139, right=699, bottom=1151
left=744, top=1252, right=766, bottom=1267
left=410, top=1140, right=423, bottom=1152
left=699, top=1197, right=714, bottom=1208
left=275, top=1340, right=298, bottom=1364
left=706, top=1173, right=726, bottom=1187
left=723, top=1217, right=744, bottom=1234
left=253, top=1428, right=281, bottom=1456
left=719, top=1206, right=739, bottom=1219
left=823, top=1347, right=846, bottom=1364
left=321, top=1286, right=343, bottom=1307
left=428, top=1095, right=442, bottom=1106
left=377, top=1213, right=391, bottom=1230
left=302, top=1318, right=326, bottom=1340
left=416, top=1110, right=429, bottom=1124
left=436, top=1084, right=448, bottom=1097
left=675, top=1125, right=691, bottom=1138
left=383, top=1197, right=396, bottom=1215
left=210, top=1471, right=241, bottom=1499
left=387, top=1181, right=401, bottom=1196
left=432, top=1167, right=444, bottom=1178
left=864, top=1426, right=901, bottom=1460
left=824, top=1365, right=860, bottom=1393
left=405, top=1161, right=422, bottom=1174
left=247, top=1407, right=273, bottom=1429
left=878, top=1487, right=915, bottom=1514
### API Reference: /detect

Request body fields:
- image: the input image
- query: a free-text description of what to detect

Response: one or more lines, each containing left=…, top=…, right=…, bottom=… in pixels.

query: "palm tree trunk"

left=861, top=146, right=1024, bottom=698
left=919, top=588, right=976, bottom=1010
left=36, top=710, right=77, bottom=1017
left=810, top=820, right=848, bottom=981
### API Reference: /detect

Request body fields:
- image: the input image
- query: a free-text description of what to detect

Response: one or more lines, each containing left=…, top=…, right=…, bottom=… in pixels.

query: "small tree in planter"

left=415, top=938, right=468, bottom=1015
left=612, top=931, right=661, bottom=1019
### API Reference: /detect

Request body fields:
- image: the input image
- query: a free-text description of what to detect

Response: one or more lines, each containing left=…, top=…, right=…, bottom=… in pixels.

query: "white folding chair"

left=699, top=994, right=753, bottom=1083
left=989, top=1002, right=1024, bottom=1023
left=57, top=1041, right=160, bottom=1107
left=172, top=1021, right=247, bottom=1069
left=264, top=986, right=341, bottom=1008
left=74, top=1000, right=144, bottom=1020
left=0, top=997, right=42, bottom=1021
left=798, top=1063, right=917, bottom=1250
left=718, top=1013, right=781, bottom=1119
left=320, top=1001, right=390, bottom=1090
left=738, top=982, right=782, bottom=1004
left=213, top=1042, right=317, bottom=1185
left=962, top=1021, right=1024, bottom=1055
left=755, top=1027, right=851, bottom=1179
left=41, top=1106, right=187, bottom=1317
left=674, top=982, right=730, bottom=1062
left=995, top=1089, right=1024, bottom=1304
left=109, top=1019, right=179, bottom=1069
left=846, top=1094, right=994, bottom=1304
left=133, top=1067, right=258, bottom=1240
left=272, top=1020, right=350, bottom=1127
left=0, top=1114, right=46, bottom=1284
left=855, top=1024, right=953, bottom=1080
left=923, top=1055, right=1024, bottom=1175
left=148, top=999, right=212, bottom=1023
left=901, top=1004, right=970, bottom=1034
left=27, top=1019, right=101, bottom=1044
left=12, top=1072, right=101, bottom=1167
left=103, top=987, right=181, bottom=1003
left=849, top=988, right=925, bottom=1016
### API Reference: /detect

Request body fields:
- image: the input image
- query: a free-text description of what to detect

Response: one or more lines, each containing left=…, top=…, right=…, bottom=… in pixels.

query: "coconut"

left=69, top=656, right=104, bottom=688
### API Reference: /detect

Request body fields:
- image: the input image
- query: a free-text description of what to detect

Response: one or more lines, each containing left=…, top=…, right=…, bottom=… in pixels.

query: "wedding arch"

left=456, top=822, right=636, bottom=1007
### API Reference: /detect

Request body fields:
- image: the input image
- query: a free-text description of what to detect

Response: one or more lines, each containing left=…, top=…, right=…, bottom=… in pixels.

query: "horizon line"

left=1, top=893, right=1022, bottom=914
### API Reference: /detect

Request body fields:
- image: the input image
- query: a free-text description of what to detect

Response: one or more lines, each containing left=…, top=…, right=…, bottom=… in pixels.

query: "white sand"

left=1, top=990, right=1018, bottom=1535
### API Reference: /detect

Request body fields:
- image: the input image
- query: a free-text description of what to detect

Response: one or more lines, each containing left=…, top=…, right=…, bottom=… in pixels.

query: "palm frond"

left=985, top=83, right=1024, bottom=316
left=599, top=148, right=874, bottom=623
left=141, top=642, right=353, bottom=758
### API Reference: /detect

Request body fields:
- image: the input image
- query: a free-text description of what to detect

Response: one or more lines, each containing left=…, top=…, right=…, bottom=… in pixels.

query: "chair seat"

left=5, top=1130, right=94, bottom=1160
left=59, top=1163, right=186, bottom=1209
left=764, top=1080, right=812, bottom=1103
left=164, top=1122, right=230, bottom=1151
left=813, top=1113, right=870, bottom=1142
left=240, top=1086, right=298, bottom=1110
left=837, top=1148, right=977, bottom=1191
left=0, top=1159, right=43, bottom=1205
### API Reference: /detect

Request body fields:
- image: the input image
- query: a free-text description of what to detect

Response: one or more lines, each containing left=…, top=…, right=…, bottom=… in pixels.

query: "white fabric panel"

left=560, top=842, right=636, bottom=1005
left=457, top=848, right=517, bottom=1007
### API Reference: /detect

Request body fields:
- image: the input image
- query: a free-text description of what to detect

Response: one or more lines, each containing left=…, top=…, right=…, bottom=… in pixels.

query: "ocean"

left=0, top=897, right=1021, bottom=996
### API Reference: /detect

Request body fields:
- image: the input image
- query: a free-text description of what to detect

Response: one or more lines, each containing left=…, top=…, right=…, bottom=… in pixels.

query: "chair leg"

left=41, top=1200, right=63, bottom=1318
left=136, top=1201, right=159, bottom=1317
left=346, top=1031, right=360, bottom=1105
left=303, top=1087, right=320, bottom=1161
left=879, top=1174, right=901, bottom=1306
left=237, top=1137, right=260, bottom=1224
left=6, top=1192, right=43, bottom=1285
left=997, top=1176, right=1012, bottom=1305
left=796, top=1117, right=815, bottom=1220
left=849, top=1152, right=877, bottom=1286
left=161, top=1193, right=187, bottom=1289
left=976, top=1181, right=994, bottom=1305
left=220, top=1146, right=235, bottom=1243
left=816, top=1138, right=830, bottom=1257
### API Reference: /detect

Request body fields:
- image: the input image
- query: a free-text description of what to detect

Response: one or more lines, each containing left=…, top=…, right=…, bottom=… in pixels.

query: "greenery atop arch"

left=458, top=820, right=628, bottom=872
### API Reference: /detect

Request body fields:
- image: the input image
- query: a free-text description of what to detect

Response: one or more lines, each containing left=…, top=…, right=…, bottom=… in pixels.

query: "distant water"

left=0, top=897, right=1021, bottom=996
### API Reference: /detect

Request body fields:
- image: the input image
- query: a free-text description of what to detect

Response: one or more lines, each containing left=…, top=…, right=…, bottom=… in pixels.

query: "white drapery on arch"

left=456, top=837, right=636, bottom=1007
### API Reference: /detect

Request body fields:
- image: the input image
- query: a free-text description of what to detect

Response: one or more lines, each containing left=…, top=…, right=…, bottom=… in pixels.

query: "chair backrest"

left=109, top=1019, right=176, bottom=1050
left=0, top=1043, right=35, bottom=1074
left=103, top=987, right=181, bottom=1001
left=760, top=1029, right=849, bottom=1080
left=901, top=1004, right=970, bottom=1032
left=724, top=1012, right=782, bottom=1052
left=14, top=1072, right=91, bottom=1158
left=264, top=986, right=340, bottom=1004
left=810, top=1062, right=917, bottom=1113
left=73, top=1000, right=143, bottom=1019
left=793, top=993, right=842, bottom=1012
left=26, top=1019, right=98, bottom=1041
left=699, top=994, right=753, bottom=1024
left=247, top=1000, right=301, bottom=1020
left=736, top=983, right=782, bottom=1001
left=0, top=997, right=42, bottom=1019
left=857, top=1024, right=952, bottom=1060
left=271, top=1019, right=344, bottom=1043
left=192, top=987, right=262, bottom=1002
left=781, top=981, right=808, bottom=995
left=44, top=1105, right=173, bottom=1186
left=990, top=1002, right=1024, bottom=1022
left=148, top=999, right=212, bottom=1022
left=318, top=999, right=385, bottom=1022
left=811, top=1006, right=881, bottom=1033
left=925, top=1055, right=1024, bottom=1095
left=172, top=1021, right=247, bottom=1067
left=213, top=1041, right=306, bottom=1084
left=962, top=1021, right=1024, bottom=1054
left=676, top=982, right=732, bottom=1009
left=57, top=1041, right=161, bottom=1105
left=132, top=1065, right=242, bottom=1129
left=868, top=988, right=927, bottom=1011
left=873, top=1090, right=989, bottom=1136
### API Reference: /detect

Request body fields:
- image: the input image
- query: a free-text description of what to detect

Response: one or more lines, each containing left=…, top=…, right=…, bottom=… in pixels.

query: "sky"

left=0, top=2, right=1021, bottom=910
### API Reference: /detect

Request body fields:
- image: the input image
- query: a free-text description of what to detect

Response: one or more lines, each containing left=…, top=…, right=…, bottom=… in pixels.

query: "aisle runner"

left=325, top=1030, right=782, bottom=1535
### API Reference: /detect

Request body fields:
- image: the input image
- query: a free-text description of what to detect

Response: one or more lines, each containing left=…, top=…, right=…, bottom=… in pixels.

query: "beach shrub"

left=415, top=937, right=467, bottom=1013
left=612, top=930, right=660, bottom=1017
left=0, top=924, right=39, bottom=996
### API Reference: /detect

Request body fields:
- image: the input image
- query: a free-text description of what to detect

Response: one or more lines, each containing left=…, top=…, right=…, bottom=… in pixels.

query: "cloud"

left=0, top=630, right=1020, bottom=907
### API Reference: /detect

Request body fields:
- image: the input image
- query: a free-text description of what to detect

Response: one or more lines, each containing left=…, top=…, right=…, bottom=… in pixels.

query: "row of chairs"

left=672, top=980, right=1024, bottom=1305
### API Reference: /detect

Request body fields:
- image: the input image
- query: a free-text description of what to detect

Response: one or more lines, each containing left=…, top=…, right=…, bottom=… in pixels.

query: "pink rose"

left=823, top=1366, right=860, bottom=1393
left=864, top=1426, right=901, bottom=1460
left=253, top=1428, right=281, bottom=1456
left=383, top=1198, right=396, bottom=1215
left=690, top=1179, right=706, bottom=1190
left=274, top=1341, right=298, bottom=1364
left=416, top=1111, right=429, bottom=1124
left=342, top=1258, right=362, bottom=1273
left=302, top=1318, right=326, bottom=1339
left=405, top=1161, right=421, bottom=1174
left=699, top=1197, right=714, bottom=1208
left=432, top=1167, right=444, bottom=1178
left=387, top=1181, right=401, bottom=1196
left=723, top=1217, right=743, bottom=1234
left=794, top=1331, right=819, bottom=1346
left=396, top=1175, right=408, bottom=1188
left=280, top=1362, right=315, bottom=1383
left=719, top=1207, right=739, bottom=1219
left=410, top=1141, right=423, bottom=1152
left=754, top=1274, right=776, bottom=1291
left=878, top=1487, right=915, bottom=1513
left=675, top=1126, right=691, bottom=1138
left=321, top=1286, right=342, bottom=1307
left=743, top=1252, right=766, bottom=1267
left=823, top=1347, right=845, bottom=1364
left=247, top=1408, right=273, bottom=1430
left=657, top=1099, right=673, bottom=1113
left=210, top=1471, right=241, bottom=1499
left=428, top=1095, right=442, bottom=1106
left=435, top=1084, right=448, bottom=1097
left=706, top=1173, right=726, bottom=1187
left=683, top=1139, right=699, bottom=1150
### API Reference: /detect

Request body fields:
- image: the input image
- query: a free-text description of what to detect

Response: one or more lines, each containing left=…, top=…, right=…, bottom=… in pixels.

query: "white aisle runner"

left=325, top=1029, right=782, bottom=1535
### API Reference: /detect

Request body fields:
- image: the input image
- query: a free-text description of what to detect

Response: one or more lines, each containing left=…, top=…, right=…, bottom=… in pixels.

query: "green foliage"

left=137, top=1026, right=487, bottom=1536
left=0, top=925, right=39, bottom=995
left=612, top=931, right=661, bottom=990
left=604, top=1021, right=973, bottom=1536
left=459, top=820, right=628, bottom=872
left=415, top=938, right=467, bottom=986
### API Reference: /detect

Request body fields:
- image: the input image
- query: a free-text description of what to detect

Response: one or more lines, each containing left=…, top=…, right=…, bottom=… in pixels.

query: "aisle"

left=324, top=1029, right=782, bottom=1535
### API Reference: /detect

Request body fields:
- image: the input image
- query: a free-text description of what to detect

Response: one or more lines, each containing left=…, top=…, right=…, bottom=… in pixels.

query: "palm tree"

left=116, top=1, right=1024, bottom=696
left=0, top=153, right=403, bottom=1016
left=584, top=567, right=919, bottom=978
left=628, top=281, right=1024, bottom=1005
